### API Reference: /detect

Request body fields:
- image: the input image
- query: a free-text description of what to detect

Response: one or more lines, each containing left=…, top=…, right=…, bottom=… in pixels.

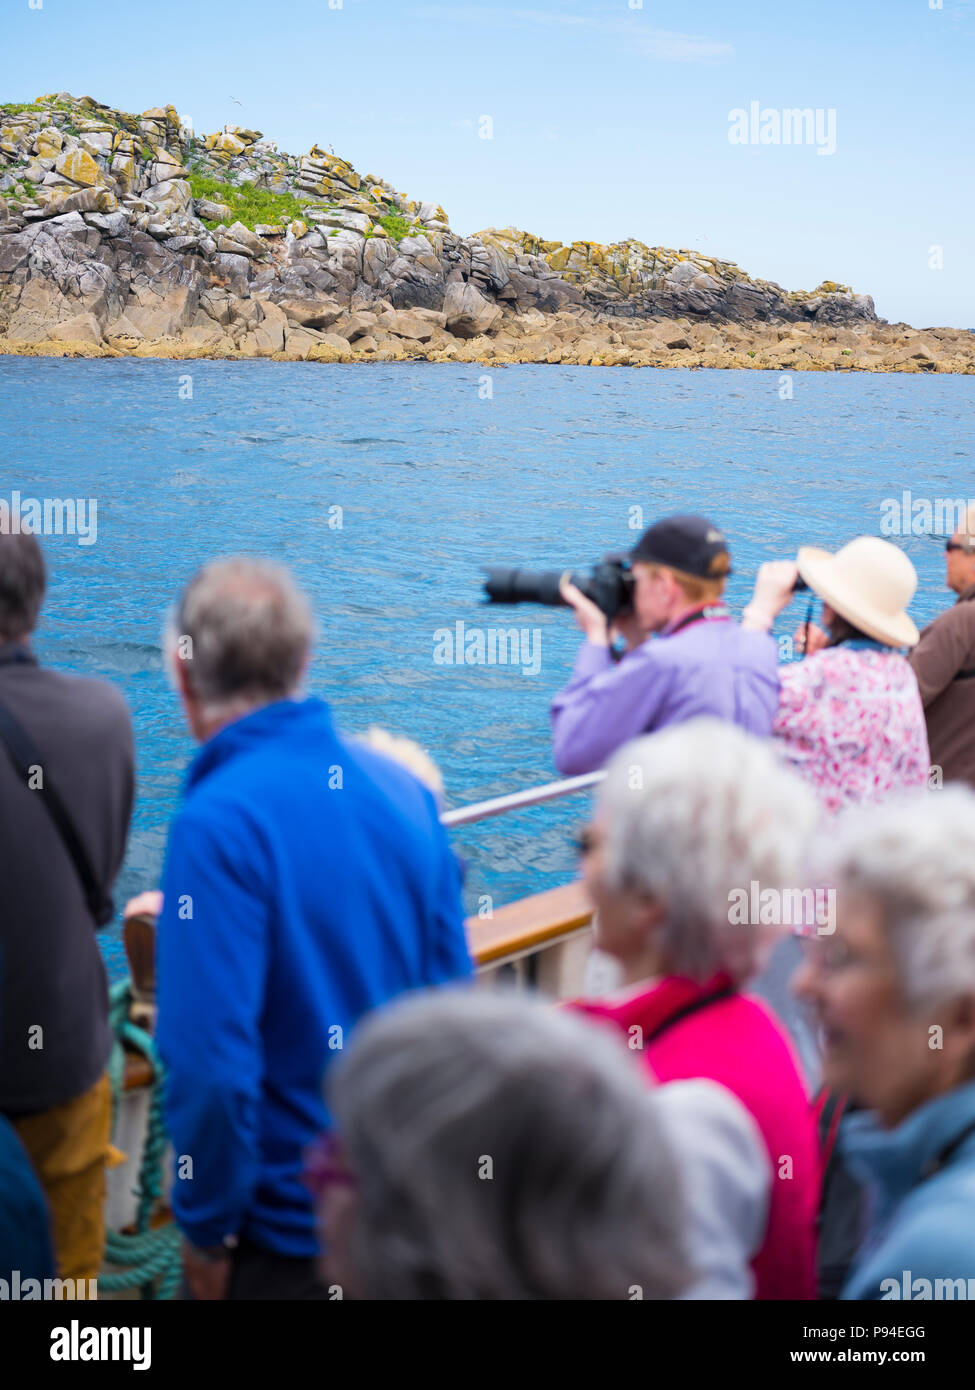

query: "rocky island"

left=1, top=92, right=971, bottom=372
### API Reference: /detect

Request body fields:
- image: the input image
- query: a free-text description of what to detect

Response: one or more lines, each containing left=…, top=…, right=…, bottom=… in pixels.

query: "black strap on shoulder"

left=0, top=698, right=110, bottom=926
left=643, top=983, right=736, bottom=1045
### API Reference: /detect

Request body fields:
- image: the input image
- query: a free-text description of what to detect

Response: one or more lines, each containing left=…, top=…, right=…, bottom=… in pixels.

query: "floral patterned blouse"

left=773, top=645, right=930, bottom=815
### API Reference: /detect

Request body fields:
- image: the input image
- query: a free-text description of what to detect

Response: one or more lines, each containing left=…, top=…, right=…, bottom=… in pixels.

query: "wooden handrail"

left=120, top=879, right=594, bottom=1089
left=466, top=879, right=593, bottom=966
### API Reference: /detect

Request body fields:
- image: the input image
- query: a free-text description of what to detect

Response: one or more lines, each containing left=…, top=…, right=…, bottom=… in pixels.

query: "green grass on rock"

left=187, top=170, right=304, bottom=230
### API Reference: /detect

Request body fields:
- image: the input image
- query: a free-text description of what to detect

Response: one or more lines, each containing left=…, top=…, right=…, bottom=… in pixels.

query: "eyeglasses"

left=570, top=824, right=599, bottom=856
left=945, top=541, right=975, bottom=554
left=302, top=1132, right=356, bottom=1197
left=798, top=937, right=877, bottom=974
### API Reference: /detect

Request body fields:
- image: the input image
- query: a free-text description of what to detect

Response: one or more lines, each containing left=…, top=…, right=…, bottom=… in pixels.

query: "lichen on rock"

left=0, top=91, right=971, bottom=372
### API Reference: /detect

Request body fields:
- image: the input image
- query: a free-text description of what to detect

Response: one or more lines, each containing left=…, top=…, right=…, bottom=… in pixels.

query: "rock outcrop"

left=1, top=91, right=972, bottom=372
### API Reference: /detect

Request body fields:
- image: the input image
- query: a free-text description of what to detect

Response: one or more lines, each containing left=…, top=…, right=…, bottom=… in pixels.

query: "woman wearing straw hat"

left=741, top=537, right=930, bottom=815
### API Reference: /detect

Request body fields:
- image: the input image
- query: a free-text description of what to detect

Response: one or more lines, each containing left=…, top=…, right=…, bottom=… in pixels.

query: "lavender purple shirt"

left=550, top=614, right=781, bottom=774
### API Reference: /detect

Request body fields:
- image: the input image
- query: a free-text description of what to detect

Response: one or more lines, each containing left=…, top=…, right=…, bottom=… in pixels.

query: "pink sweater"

left=574, top=973, right=819, bottom=1300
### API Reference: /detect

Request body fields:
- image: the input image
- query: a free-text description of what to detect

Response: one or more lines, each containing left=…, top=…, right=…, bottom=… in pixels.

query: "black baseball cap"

left=630, top=514, right=732, bottom=579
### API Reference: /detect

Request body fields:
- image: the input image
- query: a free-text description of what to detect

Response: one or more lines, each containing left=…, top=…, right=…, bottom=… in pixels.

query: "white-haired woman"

left=742, top=536, right=929, bottom=814
left=571, top=718, right=822, bottom=1300
left=309, top=990, right=695, bottom=1300
left=793, top=788, right=975, bottom=1300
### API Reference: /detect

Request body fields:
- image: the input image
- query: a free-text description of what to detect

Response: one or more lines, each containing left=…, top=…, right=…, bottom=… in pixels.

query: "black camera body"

left=482, top=553, right=635, bottom=621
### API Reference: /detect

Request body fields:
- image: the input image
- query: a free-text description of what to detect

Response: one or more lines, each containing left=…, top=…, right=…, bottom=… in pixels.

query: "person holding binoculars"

left=742, top=537, right=929, bottom=815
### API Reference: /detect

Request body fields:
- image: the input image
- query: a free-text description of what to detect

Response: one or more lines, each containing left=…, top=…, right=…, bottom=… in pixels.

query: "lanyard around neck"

left=665, top=603, right=731, bottom=638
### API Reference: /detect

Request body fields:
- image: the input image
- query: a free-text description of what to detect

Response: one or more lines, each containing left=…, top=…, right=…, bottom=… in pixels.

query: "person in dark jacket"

left=151, top=558, right=472, bottom=1301
left=908, top=513, right=975, bottom=789
left=0, top=533, right=134, bottom=1285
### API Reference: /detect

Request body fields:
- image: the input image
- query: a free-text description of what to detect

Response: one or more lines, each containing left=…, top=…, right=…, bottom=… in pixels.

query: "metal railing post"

left=440, top=771, right=605, bottom=829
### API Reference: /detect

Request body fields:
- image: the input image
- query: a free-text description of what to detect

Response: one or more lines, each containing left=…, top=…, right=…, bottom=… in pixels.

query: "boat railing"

left=445, top=770, right=606, bottom=996
left=441, top=770, right=604, bottom=828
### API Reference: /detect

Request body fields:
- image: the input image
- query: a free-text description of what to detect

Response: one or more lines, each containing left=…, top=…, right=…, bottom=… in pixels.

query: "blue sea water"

left=0, top=357, right=972, bottom=981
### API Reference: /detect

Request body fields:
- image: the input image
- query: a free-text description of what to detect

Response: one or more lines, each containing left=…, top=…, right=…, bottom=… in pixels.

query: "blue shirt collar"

left=186, top=695, right=332, bottom=790
left=840, top=1080, right=975, bottom=1213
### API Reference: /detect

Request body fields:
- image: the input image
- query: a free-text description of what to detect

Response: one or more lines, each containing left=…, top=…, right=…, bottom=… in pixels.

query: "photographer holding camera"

left=548, top=515, right=780, bottom=774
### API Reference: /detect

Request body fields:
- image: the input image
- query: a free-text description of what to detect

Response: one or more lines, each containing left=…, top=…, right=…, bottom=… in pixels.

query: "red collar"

left=601, top=971, right=737, bottom=1040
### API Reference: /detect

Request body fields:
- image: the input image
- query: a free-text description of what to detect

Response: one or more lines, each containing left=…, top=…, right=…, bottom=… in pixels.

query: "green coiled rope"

left=101, top=980, right=182, bottom=1300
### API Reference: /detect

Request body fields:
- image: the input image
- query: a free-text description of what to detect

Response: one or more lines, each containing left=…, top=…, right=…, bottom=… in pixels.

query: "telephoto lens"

left=482, top=556, right=635, bottom=620
left=481, top=567, right=569, bottom=606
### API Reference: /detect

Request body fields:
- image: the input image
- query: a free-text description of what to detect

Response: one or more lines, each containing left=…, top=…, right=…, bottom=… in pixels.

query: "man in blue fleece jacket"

left=153, top=558, right=472, bottom=1300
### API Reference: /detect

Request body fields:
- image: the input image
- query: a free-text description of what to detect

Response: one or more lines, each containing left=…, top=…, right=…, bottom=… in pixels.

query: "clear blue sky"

left=5, top=0, right=973, bottom=327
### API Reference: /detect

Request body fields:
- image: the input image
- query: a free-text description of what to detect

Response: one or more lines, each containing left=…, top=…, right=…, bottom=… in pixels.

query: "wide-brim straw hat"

left=796, top=536, right=920, bottom=649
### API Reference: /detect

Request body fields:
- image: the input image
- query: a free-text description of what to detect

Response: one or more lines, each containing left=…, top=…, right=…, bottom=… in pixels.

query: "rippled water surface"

left=1, top=357, right=972, bottom=979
